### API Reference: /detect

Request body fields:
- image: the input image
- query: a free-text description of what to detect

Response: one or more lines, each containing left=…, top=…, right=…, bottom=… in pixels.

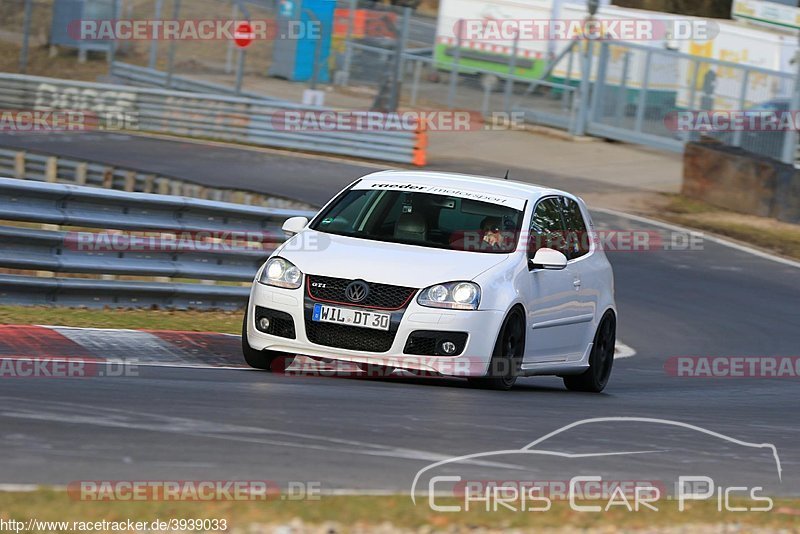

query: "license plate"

left=312, top=304, right=391, bottom=331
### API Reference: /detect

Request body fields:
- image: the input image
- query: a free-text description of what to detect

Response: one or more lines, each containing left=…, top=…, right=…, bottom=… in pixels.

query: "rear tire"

left=241, top=311, right=295, bottom=372
left=563, top=311, right=616, bottom=393
left=468, top=309, right=525, bottom=391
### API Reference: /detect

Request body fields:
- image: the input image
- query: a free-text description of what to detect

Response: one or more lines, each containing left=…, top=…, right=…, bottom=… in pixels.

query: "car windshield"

left=310, top=188, right=525, bottom=253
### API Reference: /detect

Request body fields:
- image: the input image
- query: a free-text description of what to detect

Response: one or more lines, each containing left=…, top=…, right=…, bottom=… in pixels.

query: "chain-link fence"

left=0, top=0, right=53, bottom=72
left=3, top=0, right=799, bottom=164
left=585, top=40, right=796, bottom=162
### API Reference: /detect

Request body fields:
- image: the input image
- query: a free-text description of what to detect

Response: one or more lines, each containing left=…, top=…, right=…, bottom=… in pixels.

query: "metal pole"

left=481, top=80, right=492, bottom=118
left=235, top=49, right=246, bottom=94
left=19, top=0, right=33, bottom=74
left=108, top=0, right=119, bottom=65
left=575, top=41, right=594, bottom=137
left=634, top=49, right=653, bottom=134
left=503, top=31, right=519, bottom=114
left=615, top=52, right=630, bottom=127
left=165, top=0, right=181, bottom=88
left=562, top=42, right=575, bottom=110
left=410, top=59, right=422, bottom=106
left=148, top=0, right=164, bottom=69
left=447, top=20, right=463, bottom=110
left=388, top=7, right=411, bottom=111
left=225, top=1, right=239, bottom=74
left=340, top=0, right=357, bottom=86
left=687, top=59, right=700, bottom=110
left=732, top=69, right=749, bottom=148
left=588, top=41, right=609, bottom=124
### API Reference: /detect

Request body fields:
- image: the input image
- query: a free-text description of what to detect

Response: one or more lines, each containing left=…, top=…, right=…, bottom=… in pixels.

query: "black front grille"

left=307, top=275, right=416, bottom=310
left=305, top=321, right=397, bottom=353
left=255, top=307, right=296, bottom=339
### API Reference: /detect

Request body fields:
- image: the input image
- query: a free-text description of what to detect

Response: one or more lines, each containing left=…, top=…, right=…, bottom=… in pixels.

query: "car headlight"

left=258, top=257, right=302, bottom=289
left=417, top=281, right=481, bottom=310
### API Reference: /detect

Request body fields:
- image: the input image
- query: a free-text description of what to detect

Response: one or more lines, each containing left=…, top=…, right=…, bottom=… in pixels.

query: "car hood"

left=278, top=230, right=512, bottom=288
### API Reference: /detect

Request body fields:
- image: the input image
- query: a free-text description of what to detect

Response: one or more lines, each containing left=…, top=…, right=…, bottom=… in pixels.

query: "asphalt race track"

left=0, top=131, right=630, bottom=205
left=0, top=133, right=798, bottom=496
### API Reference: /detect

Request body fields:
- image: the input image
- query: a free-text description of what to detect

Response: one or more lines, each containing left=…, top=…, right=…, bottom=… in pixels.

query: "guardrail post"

left=14, top=151, right=26, bottom=179
left=75, top=162, right=88, bottom=185
left=143, top=175, right=155, bottom=193
left=45, top=157, right=58, bottom=183
left=103, top=168, right=114, bottom=189
left=157, top=178, right=170, bottom=195
left=124, top=171, right=137, bottom=192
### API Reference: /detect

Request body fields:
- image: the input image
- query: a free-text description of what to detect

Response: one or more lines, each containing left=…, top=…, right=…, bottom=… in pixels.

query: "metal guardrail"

left=0, top=177, right=316, bottom=310
left=0, top=73, right=426, bottom=166
left=110, top=62, right=286, bottom=103
left=0, top=147, right=313, bottom=209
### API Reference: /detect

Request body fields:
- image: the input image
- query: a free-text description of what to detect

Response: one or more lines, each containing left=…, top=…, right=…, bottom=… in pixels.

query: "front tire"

left=563, top=311, right=616, bottom=393
left=241, top=311, right=295, bottom=372
left=468, top=309, right=525, bottom=391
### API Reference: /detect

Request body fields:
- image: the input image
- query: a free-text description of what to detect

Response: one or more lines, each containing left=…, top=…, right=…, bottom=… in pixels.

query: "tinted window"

left=560, top=197, right=590, bottom=260
left=529, top=197, right=566, bottom=257
left=311, top=189, right=524, bottom=254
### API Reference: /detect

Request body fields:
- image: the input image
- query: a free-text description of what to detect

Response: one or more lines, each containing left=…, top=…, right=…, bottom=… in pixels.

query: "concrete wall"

left=682, top=141, right=800, bottom=224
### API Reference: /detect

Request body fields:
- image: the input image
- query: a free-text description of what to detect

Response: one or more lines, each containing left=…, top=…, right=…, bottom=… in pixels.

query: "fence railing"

left=0, top=147, right=312, bottom=209
left=0, top=177, right=315, bottom=310
left=109, top=62, right=298, bottom=104
left=0, top=73, right=427, bottom=166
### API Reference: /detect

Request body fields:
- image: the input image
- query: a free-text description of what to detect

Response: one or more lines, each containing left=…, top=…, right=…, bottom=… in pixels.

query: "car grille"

left=305, top=321, right=397, bottom=353
left=307, top=275, right=417, bottom=310
left=255, top=307, right=296, bottom=339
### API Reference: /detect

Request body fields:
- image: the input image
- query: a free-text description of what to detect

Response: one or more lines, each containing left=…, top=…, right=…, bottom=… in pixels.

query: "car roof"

left=357, top=170, right=571, bottom=202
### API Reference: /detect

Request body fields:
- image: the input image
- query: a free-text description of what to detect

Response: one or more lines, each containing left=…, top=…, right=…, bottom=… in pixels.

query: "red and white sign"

left=234, top=22, right=255, bottom=48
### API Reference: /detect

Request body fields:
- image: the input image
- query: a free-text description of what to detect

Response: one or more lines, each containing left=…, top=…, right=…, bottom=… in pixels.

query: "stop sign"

left=234, top=22, right=254, bottom=48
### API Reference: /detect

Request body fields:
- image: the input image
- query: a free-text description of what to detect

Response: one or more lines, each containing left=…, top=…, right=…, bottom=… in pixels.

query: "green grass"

left=0, top=491, right=798, bottom=532
left=0, top=306, right=242, bottom=334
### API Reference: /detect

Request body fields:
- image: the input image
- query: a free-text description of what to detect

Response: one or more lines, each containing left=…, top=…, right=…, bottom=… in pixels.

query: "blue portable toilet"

left=51, top=0, right=121, bottom=59
left=269, top=0, right=335, bottom=83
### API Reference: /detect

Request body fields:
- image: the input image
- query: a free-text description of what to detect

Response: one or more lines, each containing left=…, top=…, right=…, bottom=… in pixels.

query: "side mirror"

left=530, top=248, right=568, bottom=270
left=282, top=216, right=309, bottom=237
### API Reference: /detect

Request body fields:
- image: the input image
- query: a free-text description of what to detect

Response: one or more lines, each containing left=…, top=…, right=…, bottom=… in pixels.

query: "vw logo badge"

left=345, top=280, right=369, bottom=303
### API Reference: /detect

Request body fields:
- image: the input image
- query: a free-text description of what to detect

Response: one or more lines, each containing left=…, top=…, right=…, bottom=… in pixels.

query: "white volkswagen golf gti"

left=243, top=171, right=616, bottom=391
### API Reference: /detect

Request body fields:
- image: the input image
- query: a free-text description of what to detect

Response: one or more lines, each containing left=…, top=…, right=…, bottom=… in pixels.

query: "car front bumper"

left=246, top=282, right=505, bottom=377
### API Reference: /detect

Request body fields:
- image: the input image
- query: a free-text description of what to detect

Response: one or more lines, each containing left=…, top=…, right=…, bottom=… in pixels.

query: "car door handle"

left=573, top=279, right=582, bottom=288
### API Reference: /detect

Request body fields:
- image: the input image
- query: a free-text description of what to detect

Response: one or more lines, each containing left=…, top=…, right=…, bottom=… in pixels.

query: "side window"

left=529, top=198, right=566, bottom=258
left=560, top=197, right=590, bottom=260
